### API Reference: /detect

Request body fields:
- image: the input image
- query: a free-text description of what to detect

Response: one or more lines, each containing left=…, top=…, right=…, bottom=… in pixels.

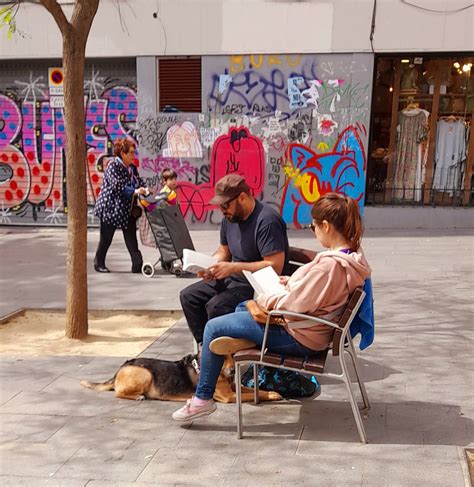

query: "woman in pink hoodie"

left=173, top=193, right=371, bottom=422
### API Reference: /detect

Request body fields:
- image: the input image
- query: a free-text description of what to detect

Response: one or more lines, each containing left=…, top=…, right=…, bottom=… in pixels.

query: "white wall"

left=0, top=0, right=473, bottom=58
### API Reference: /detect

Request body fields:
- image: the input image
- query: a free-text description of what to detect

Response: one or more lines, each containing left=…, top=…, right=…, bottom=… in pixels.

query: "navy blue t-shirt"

left=220, top=200, right=290, bottom=284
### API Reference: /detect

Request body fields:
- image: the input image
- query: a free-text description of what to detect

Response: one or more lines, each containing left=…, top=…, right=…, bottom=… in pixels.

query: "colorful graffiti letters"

left=229, top=54, right=303, bottom=74
left=0, top=79, right=137, bottom=220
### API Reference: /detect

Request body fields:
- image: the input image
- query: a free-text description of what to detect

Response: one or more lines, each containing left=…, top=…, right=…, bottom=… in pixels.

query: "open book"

left=242, top=266, right=286, bottom=297
left=182, top=249, right=217, bottom=274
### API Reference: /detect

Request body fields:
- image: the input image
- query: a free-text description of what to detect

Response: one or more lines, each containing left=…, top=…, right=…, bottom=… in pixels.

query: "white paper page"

left=242, top=270, right=265, bottom=296
left=182, top=249, right=217, bottom=274
left=243, top=266, right=285, bottom=296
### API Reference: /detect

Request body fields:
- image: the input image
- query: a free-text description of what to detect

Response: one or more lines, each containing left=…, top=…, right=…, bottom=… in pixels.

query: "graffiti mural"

left=1, top=53, right=373, bottom=228
left=178, top=126, right=265, bottom=220
left=162, top=121, right=202, bottom=158
left=132, top=53, right=373, bottom=228
left=281, top=126, right=366, bottom=228
left=0, top=61, right=137, bottom=225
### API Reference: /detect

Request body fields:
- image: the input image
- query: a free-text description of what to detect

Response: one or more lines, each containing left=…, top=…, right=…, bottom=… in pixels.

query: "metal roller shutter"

left=158, top=58, right=201, bottom=112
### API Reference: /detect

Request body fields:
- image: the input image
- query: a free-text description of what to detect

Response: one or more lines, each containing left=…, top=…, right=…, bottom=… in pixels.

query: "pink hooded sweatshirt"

left=256, top=249, right=371, bottom=351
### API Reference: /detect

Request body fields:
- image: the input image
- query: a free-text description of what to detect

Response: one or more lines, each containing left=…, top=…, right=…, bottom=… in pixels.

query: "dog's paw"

left=268, top=391, right=283, bottom=401
left=135, top=395, right=146, bottom=401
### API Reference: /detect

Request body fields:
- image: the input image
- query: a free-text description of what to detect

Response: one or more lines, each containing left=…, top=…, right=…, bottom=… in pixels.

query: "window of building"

left=158, top=57, right=201, bottom=112
left=367, top=54, right=473, bottom=207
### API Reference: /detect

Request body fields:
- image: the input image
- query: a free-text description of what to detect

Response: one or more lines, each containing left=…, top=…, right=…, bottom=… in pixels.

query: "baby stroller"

left=138, top=193, right=194, bottom=278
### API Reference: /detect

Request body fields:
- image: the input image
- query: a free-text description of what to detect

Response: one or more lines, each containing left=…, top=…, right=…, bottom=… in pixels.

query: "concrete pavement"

left=0, top=226, right=473, bottom=486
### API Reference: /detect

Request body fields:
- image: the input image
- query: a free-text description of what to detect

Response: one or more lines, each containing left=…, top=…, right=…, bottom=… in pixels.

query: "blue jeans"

left=195, top=308, right=317, bottom=400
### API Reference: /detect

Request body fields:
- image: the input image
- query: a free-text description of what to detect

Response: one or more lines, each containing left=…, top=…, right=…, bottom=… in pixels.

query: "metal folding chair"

left=233, top=287, right=370, bottom=443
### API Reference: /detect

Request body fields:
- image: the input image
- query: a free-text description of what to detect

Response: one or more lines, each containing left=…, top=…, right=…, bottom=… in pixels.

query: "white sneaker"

left=172, top=397, right=217, bottom=422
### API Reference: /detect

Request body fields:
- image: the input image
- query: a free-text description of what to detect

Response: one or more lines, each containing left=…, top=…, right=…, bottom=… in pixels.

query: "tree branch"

left=39, top=0, right=70, bottom=36
left=70, top=0, right=99, bottom=42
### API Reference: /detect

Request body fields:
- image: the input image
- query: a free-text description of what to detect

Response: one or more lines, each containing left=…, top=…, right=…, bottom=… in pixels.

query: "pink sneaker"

left=172, top=397, right=217, bottom=422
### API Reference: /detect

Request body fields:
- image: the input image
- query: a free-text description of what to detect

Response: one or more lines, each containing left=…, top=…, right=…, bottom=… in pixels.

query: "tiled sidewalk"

left=0, top=227, right=472, bottom=485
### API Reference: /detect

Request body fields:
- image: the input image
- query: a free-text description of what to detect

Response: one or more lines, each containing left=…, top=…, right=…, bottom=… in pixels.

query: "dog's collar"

left=191, top=358, right=200, bottom=375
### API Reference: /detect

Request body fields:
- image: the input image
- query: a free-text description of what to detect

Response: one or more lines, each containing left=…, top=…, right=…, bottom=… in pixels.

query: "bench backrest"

left=288, top=246, right=316, bottom=275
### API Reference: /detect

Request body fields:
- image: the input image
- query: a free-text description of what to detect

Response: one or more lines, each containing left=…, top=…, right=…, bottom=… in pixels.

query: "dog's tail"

left=80, top=378, right=115, bottom=392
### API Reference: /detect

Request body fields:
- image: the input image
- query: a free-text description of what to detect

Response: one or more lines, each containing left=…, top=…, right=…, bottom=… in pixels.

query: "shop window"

left=367, top=55, right=473, bottom=207
left=158, top=58, right=202, bottom=113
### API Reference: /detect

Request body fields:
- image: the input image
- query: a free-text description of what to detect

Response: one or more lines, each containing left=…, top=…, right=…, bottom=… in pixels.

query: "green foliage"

left=0, top=3, right=19, bottom=39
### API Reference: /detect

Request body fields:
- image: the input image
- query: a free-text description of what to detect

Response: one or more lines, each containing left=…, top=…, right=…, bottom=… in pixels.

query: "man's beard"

left=225, top=202, right=245, bottom=223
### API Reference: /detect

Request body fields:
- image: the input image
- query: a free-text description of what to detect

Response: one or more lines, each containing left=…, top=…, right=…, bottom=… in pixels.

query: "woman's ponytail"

left=343, top=197, right=363, bottom=251
left=311, top=193, right=364, bottom=251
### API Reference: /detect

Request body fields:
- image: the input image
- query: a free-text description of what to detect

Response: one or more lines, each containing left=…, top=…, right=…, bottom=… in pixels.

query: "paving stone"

left=0, top=476, right=86, bottom=487
left=224, top=453, right=364, bottom=486
left=137, top=447, right=236, bottom=484
left=66, top=356, right=128, bottom=379
left=0, top=442, right=79, bottom=478
left=360, top=458, right=464, bottom=486
left=178, top=412, right=304, bottom=455
left=87, top=481, right=176, bottom=487
left=0, top=388, right=140, bottom=418
left=0, top=388, right=22, bottom=406
left=48, top=414, right=187, bottom=451
left=0, top=413, right=69, bottom=444
left=53, top=437, right=155, bottom=482
left=385, top=402, right=470, bottom=448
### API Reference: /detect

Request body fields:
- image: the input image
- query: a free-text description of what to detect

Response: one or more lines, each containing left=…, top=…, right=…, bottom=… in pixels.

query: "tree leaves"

left=0, top=2, right=18, bottom=39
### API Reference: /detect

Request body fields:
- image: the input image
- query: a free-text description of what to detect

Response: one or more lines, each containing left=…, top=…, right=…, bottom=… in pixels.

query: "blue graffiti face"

left=281, top=126, right=366, bottom=227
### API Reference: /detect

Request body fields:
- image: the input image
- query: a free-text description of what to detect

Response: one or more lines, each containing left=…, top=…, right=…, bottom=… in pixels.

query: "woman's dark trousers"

left=179, top=278, right=255, bottom=344
left=95, top=216, right=143, bottom=272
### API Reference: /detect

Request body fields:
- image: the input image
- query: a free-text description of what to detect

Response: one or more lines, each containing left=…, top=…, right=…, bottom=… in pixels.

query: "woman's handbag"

left=245, top=300, right=286, bottom=325
left=130, top=195, right=143, bottom=219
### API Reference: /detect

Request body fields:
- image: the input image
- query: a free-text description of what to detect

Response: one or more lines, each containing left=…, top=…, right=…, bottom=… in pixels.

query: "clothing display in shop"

left=433, top=118, right=468, bottom=195
left=394, top=108, right=429, bottom=200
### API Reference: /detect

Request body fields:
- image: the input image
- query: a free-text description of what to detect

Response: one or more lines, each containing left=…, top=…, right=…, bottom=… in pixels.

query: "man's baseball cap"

left=209, top=174, right=250, bottom=206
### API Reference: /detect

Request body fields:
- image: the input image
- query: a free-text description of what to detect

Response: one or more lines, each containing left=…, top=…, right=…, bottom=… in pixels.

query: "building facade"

left=0, top=0, right=473, bottom=227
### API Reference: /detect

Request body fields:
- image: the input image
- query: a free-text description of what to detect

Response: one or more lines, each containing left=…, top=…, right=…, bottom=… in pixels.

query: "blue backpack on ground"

left=241, top=366, right=320, bottom=399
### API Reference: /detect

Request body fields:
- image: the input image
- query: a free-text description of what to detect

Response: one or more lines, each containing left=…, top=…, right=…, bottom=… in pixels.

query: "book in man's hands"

left=182, top=249, right=217, bottom=274
left=242, top=266, right=286, bottom=296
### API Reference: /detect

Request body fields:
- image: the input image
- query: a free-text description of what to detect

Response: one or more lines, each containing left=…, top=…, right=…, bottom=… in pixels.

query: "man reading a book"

left=180, top=174, right=290, bottom=345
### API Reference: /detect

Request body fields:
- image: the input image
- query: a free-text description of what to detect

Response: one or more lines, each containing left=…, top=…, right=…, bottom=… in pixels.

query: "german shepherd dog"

left=80, top=354, right=282, bottom=403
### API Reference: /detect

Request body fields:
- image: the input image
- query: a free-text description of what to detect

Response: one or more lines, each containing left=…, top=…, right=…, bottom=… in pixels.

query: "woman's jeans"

left=195, top=308, right=317, bottom=400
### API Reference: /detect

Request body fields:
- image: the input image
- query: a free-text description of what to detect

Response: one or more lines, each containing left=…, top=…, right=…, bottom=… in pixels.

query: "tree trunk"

left=63, top=31, right=88, bottom=339
left=39, top=0, right=99, bottom=339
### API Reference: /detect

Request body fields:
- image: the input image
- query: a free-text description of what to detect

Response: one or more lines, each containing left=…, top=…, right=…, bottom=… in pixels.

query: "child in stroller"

left=158, top=168, right=179, bottom=206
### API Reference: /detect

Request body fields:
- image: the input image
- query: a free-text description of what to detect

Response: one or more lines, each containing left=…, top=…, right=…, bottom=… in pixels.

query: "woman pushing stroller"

left=93, top=138, right=148, bottom=273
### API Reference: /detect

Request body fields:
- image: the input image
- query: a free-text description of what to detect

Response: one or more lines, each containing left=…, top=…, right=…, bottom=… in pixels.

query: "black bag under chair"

left=139, top=196, right=195, bottom=278
left=241, top=365, right=320, bottom=399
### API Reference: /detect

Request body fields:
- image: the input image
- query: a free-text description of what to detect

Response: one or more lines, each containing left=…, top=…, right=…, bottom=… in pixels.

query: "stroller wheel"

left=174, top=267, right=183, bottom=277
left=141, top=263, right=155, bottom=278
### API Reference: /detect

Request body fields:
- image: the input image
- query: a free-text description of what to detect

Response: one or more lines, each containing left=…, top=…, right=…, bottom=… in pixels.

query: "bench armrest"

left=267, top=309, right=341, bottom=330
left=259, top=310, right=342, bottom=360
